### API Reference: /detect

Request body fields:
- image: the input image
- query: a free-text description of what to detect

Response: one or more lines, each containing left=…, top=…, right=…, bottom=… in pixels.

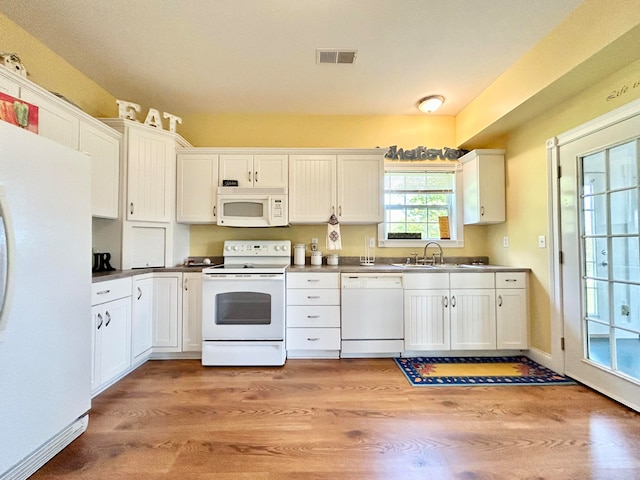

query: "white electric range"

left=201, top=240, right=290, bottom=366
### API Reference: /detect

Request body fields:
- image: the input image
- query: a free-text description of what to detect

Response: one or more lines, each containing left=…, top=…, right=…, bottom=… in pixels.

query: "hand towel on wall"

left=326, top=213, right=342, bottom=250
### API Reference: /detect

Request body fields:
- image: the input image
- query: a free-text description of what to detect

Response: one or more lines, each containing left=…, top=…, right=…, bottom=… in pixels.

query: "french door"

left=558, top=107, right=640, bottom=411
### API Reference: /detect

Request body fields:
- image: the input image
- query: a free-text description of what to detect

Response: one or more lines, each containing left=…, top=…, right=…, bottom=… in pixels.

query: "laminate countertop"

left=92, top=262, right=530, bottom=282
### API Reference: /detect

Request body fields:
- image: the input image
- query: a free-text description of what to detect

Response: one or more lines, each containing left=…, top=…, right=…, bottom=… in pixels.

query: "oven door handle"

left=202, top=275, right=284, bottom=280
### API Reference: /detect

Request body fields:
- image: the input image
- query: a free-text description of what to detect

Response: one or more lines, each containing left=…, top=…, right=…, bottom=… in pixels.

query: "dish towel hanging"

left=326, top=213, right=342, bottom=250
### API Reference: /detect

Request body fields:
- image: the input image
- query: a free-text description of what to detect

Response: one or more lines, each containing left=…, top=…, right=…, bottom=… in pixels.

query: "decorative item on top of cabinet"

left=288, top=149, right=384, bottom=224
left=219, top=153, right=288, bottom=188
left=460, top=149, right=505, bottom=225
left=286, top=272, right=341, bottom=358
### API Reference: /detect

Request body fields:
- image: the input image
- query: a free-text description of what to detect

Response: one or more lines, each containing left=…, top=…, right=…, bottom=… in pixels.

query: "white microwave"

left=216, top=187, right=288, bottom=227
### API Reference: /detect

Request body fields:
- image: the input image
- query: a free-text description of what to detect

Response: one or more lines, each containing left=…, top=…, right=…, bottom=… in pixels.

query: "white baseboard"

left=2, top=414, right=88, bottom=480
left=525, top=347, right=555, bottom=371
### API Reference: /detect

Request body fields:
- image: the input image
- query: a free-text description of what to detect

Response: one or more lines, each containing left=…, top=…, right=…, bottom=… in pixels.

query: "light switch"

left=503, top=236, right=509, bottom=248
left=538, top=235, right=546, bottom=248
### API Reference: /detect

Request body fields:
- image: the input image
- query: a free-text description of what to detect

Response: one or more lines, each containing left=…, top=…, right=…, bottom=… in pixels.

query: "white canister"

left=326, top=254, right=339, bottom=266
left=310, top=251, right=323, bottom=266
left=294, top=244, right=306, bottom=266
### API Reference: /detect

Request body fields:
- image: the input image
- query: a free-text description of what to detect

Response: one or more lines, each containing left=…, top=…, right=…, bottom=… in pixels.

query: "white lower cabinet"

left=286, top=272, right=341, bottom=358
left=151, top=273, right=183, bottom=353
left=131, top=274, right=153, bottom=364
left=404, top=271, right=527, bottom=353
left=404, top=273, right=450, bottom=351
left=496, top=272, right=529, bottom=349
left=91, top=278, right=132, bottom=396
left=182, top=272, right=203, bottom=352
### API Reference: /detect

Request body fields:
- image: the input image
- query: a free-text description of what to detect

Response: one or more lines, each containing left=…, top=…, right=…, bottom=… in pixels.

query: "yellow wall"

left=486, top=59, right=640, bottom=352
left=5, top=6, right=640, bottom=356
left=0, top=12, right=117, bottom=117
left=181, top=113, right=489, bottom=259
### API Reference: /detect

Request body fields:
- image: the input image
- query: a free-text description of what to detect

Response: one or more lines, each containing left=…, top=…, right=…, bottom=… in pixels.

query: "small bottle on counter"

left=326, top=254, right=339, bottom=266
left=310, top=251, right=323, bottom=266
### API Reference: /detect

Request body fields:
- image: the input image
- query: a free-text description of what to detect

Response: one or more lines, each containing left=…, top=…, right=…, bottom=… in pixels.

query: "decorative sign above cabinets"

left=385, top=145, right=468, bottom=161
left=116, top=99, right=182, bottom=133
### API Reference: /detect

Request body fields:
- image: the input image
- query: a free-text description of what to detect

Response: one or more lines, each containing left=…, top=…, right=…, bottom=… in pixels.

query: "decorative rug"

left=394, top=356, right=576, bottom=386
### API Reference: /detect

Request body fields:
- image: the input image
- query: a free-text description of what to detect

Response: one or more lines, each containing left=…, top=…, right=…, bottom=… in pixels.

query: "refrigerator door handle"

left=0, top=186, right=14, bottom=341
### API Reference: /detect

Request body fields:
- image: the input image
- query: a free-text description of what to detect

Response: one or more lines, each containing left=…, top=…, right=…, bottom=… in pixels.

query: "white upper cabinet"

left=80, top=121, right=121, bottom=219
left=289, top=150, right=384, bottom=224
left=336, top=154, right=384, bottom=223
left=19, top=88, right=80, bottom=150
left=176, top=151, right=219, bottom=223
left=289, top=154, right=337, bottom=223
left=461, top=149, right=505, bottom=225
left=219, top=154, right=288, bottom=188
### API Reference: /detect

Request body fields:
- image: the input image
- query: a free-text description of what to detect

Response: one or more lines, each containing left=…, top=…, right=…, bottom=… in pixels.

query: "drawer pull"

left=505, top=278, right=518, bottom=282
left=96, top=289, right=111, bottom=295
left=307, top=296, right=320, bottom=299
left=307, top=337, right=320, bottom=341
left=306, top=279, right=320, bottom=282
left=307, top=315, right=320, bottom=319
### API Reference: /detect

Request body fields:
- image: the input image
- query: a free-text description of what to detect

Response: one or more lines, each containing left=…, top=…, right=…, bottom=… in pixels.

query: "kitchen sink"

left=390, top=263, right=461, bottom=269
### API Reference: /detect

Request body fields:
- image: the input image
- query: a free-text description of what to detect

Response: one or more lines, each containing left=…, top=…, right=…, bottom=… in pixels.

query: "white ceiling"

left=0, top=0, right=584, bottom=117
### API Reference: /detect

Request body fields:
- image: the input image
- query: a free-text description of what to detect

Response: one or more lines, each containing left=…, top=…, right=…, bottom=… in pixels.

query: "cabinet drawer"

left=287, top=289, right=340, bottom=306
left=496, top=272, right=527, bottom=288
left=287, top=328, right=341, bottom=350
left=92, top=277, right=133, bottom=305
left=403, top=273, right=449, bottom=289
left=450, top=272, right=494, bottom=289
left=287, top=306, right=340, bottom=328
left=287, top=272, right=340, bottom=289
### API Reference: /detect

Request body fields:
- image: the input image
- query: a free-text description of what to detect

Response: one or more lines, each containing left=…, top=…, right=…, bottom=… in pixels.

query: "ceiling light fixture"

left=417, top=95, right=445, bottom=113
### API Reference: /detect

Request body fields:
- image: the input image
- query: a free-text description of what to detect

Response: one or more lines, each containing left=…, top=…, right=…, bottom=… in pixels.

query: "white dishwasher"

left=340, top=273, right=404, bottom=357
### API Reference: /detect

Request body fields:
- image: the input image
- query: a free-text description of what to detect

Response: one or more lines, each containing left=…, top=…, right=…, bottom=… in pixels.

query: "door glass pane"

left=586, top=321, right=611, bottom=369
left=614, top=328, right=640, bottom=379
left=580, top=139, right=640, bottom=382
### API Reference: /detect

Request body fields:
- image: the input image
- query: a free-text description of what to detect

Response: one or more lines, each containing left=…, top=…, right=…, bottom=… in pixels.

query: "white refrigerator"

left=0, top=121, right=92, bottom=478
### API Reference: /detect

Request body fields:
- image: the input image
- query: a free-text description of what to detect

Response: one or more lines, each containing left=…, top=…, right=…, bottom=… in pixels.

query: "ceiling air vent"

left=316, top=49, right=358, bottom=65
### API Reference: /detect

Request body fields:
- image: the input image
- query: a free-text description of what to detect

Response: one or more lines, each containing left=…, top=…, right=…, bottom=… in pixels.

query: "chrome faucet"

left=422, top=241, right=444, bottom=265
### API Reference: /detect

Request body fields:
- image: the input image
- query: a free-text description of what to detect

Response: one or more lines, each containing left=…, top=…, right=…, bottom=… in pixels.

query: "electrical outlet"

left=538, top=235, right=546, bottom=248
left=503, top=236, right=509, bottom=248
left=369, top=236, right=376, bottom=247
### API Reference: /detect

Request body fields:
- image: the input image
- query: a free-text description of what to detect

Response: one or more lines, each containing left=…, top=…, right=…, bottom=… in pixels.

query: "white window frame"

left=378, top=162, right=464, bottom=248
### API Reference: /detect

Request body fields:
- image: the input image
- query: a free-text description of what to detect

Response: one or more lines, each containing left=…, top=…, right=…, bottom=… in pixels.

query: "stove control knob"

left=233, top=245, right=239, bottom=251
left=225, top=245, right=232, bottom=251
left=281, top=244, right=289, bottom=251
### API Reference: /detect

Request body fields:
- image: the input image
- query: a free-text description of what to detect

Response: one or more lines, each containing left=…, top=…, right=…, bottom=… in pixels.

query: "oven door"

left=202, top=274, right=285, bottom=340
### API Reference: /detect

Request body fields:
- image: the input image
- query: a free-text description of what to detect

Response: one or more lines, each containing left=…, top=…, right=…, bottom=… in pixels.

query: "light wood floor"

left=33, top=359, right=640, bottom=479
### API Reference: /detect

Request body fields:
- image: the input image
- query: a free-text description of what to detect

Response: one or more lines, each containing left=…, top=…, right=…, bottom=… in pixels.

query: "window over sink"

left=378, top=163, right=464, bottom=247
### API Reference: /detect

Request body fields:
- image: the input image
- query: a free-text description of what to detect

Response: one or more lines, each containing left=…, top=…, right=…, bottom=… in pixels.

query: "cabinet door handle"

left=498, top=295, right=503, bottom=307
left=137, top=286, right=142, bottom=300
left=480, top=206, right=485, bottom=216
left=130, top=202, right=134, bottom=215
left=248, top=171, right=252, bottom=182
left=96, top=289, right=111, bottom=295
left=97, top=313, right=103, bottom=329
left=451, top=295, right=456, bottom=307
left=443, top=296, right=448, bottom=308
left=255, top=171, right=258, bottom=183
left=105, top=311, right=111, bottom=327
left=184, top=278, right=188, bottom=291
left=339, top=205, right=342, bottom=216
left=213, top=205, right=216, bottom=217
